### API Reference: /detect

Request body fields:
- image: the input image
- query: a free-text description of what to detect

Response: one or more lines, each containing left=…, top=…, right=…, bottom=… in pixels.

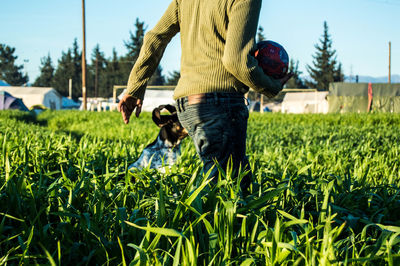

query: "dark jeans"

left=176, top=92, right=251, bottom=190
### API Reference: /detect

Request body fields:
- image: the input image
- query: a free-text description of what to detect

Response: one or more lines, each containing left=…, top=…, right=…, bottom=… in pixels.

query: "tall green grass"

left=1, top=110, right=399, bottom=265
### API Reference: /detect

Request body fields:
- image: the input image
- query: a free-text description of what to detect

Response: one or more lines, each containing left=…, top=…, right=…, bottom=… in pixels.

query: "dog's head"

left=152, top=104, right=188, bottom=147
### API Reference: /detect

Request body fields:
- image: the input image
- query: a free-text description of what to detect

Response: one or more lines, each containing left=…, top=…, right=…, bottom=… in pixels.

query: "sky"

left=1, top=0, right=399, bottom=83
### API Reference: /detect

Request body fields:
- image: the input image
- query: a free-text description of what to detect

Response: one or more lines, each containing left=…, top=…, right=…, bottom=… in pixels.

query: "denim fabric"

left=176, top=92, right=251, bottom=189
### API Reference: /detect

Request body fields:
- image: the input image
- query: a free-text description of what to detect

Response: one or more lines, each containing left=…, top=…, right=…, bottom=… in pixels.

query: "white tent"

left=281, top=91, right=329, bottom=114
left=0, top=86, right=62, bottom=110
left=119, top=89, right=175, bottom=112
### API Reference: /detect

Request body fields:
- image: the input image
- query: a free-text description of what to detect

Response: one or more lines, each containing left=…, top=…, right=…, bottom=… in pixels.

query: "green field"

left=1, top=110, right=400, bottom=265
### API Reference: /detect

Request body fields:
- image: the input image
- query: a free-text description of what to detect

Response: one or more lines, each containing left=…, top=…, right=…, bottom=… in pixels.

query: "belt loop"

left=181, top=98, right=185, bottom=111
left=177, top=98, right=182, bottom=112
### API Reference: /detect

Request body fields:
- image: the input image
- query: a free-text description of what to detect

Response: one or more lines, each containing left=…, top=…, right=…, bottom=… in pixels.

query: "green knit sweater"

left=126, top=0, right=282, bottom=100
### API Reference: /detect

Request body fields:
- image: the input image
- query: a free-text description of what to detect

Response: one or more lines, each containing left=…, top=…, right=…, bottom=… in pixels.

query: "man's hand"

left=278, top=72, right=294, bottom=87
left=118, top=94, right=143, bottom=124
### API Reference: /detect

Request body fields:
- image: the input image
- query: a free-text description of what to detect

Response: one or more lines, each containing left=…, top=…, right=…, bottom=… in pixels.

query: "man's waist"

left=177, top=92, right=245, bottom=105
left=173, top=76, right=249, bottom=100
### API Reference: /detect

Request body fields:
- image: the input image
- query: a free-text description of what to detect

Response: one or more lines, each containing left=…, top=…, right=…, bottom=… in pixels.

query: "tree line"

left=257, top=21, right=344, bottom=91
left=1, top=20, right=343, bottom=98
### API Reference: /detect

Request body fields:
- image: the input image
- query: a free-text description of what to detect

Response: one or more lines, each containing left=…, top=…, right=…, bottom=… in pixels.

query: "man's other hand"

left=278, top=72, right=294, bottom=87
left=118, top=94, right=143, bottom=124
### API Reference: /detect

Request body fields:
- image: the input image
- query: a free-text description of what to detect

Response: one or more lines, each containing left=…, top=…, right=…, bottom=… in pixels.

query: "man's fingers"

left=122, top=104, right=131, bottom=124
left=285, top=72, right=294, bottom=82
left=121, top=104, right=127, bottom=123
left=119, top=95, right=142, bottom=124
left=135, top=103, right=142, bottom=118
left=279, top=72, right=294, bottom=86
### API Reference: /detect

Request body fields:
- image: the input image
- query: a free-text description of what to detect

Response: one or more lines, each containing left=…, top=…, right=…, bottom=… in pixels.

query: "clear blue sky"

left=1, top=0, right=399, bottom=83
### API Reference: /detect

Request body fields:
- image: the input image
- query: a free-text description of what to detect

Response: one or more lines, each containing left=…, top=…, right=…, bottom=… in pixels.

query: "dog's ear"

left=152, top=104, right=178, bottom=127
left=160, top=104, right=177, bottom=114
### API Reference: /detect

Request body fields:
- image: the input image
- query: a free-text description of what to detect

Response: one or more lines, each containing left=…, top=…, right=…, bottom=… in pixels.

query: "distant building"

left=281, top=91, right=329, bottom=114
left=118, top=88, right=175, bottom=112
left=0, top=86, right=62, bottom=110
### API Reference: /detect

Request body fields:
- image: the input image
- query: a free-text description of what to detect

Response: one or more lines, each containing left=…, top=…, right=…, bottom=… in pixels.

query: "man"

left=119, top=0, right=292, bottom=190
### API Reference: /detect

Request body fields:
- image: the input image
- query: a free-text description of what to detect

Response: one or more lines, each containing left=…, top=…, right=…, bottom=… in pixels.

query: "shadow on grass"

left=1, top=110, right=87, bottom=142
left=0, top=110, right=45, bottom=125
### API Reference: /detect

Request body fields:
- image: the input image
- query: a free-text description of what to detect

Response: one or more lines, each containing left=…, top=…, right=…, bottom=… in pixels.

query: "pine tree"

left=334, top=62, right=344, bottom=82
left=121, top=18, right=146, bottom=81
left=165, top=70, right=180, bottom=85
left=121, top=18, right=165, bottom=86
left=71, top=39, right=82, bottom=93
left=52, top=39, right=82, bottom=98
left=52, top=49, right=73, bottom=97
left=124, top=18, right=146, bottom=62
left=257, top=26, right=266, bottom=42
left=105, top=49, right=124, bottom=98
left=89, top=44, right=107, bottom=97
left=306, top=21, right=341, bottom=91
left=0, top=44, right=29, bottom=86
left=33, top=54, right=54, bottom=87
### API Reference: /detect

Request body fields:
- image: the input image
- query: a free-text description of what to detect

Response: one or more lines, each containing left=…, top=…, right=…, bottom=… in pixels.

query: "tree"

left=71, top=38, right=82, bottom=91
left=165, top=70, right=180, bottom=85
left=121, top=18, right=165, bottom=86
left=52, top=49, right=73, bottom=97
left=33, top=54, right=54, bottom=87
left=124, top=18, right=146, bottom=62
left=89, top=44, right=107, bottom=97
left=121, top=18, right=147, bottom=80
left=306, top=21, right=342, bottom=90
left=257, top=26, right=266, bottom=42
left=52, top=39, right=82, bottom=98
left=0, top=44, right=28, bottom=86
left=105, top=49, right=124, bottom=98
left=285, top=59, right=307, bottom=88
left=334, top=62, right=344, bottom=82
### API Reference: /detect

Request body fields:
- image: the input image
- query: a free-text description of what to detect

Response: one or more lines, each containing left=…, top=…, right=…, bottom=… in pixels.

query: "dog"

left=128, top=104, right=188, bottom=171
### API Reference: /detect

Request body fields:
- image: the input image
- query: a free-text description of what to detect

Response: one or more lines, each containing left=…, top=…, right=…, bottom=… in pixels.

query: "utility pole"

left=95, top=57, right=98, bottom=98
left=82, top=0, right=87, bottom=110
left=388, top=41, right=391, bottom=84
left=69, top=78, right=72, bottom=99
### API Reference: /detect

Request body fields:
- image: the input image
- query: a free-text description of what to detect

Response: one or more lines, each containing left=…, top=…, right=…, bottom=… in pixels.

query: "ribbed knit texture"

left=126, top=0, right=282, bottom=100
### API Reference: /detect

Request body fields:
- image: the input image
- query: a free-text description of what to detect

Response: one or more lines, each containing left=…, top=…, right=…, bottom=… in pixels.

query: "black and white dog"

left=128, top=104, right=188, bottom=171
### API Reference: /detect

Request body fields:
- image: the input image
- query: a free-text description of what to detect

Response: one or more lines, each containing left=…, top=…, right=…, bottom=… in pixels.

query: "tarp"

left=328, top=82, right=400, bottom=113
left=0, top=80, right=10, bottom=86
left=0, top=91, right=29, bottom=111
left=62, top=97, right=81, bottom=109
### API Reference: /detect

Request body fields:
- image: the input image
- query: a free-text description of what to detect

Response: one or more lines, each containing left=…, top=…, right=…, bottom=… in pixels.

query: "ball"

left=254, top=40, right=289, bottom=79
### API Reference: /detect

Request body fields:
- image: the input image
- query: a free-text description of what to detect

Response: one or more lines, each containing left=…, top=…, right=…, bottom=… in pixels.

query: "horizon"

left=1, top=0, right=399, bottom=83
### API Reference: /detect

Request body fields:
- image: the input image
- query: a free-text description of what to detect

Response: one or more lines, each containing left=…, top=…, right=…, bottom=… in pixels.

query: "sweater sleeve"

left=126, top=0, right=180, bottom=100
left=222, top=0, right=282, bottom=98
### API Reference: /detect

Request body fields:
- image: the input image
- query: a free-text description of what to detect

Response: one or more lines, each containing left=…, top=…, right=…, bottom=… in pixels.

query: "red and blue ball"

left=254, top=40, right=289, bottom=79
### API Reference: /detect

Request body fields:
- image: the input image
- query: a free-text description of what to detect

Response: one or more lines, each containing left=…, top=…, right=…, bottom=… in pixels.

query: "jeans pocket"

left=194, top=118, right=227, bottom=160
left=178, top=103, right=225, bottom=133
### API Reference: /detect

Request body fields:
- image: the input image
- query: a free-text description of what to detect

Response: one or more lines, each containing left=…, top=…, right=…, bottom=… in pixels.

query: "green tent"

left=328, top=82, right=400, bottom=113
